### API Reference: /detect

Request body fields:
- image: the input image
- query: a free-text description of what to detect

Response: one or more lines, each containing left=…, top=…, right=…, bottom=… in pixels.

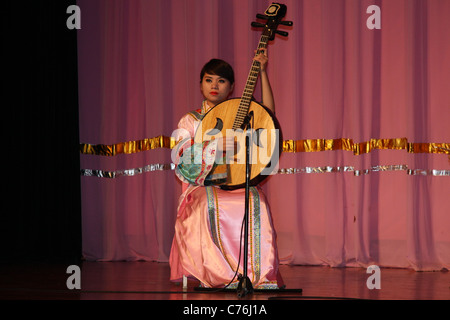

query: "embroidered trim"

left=205, top=186, right=233, bottom=271
left=250, top=187, right=261, bottom=284
left=187, top=109, right=204, bottom=121
left=205, top=186, right=220, bottom=248
left=254, top=281, right=280, bottom=290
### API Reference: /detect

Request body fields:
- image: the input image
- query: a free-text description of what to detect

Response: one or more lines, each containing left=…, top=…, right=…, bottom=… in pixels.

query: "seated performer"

left=169, top=51, right=283, bottom=289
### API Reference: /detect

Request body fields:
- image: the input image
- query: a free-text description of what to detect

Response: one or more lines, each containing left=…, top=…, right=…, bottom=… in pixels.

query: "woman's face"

left=200, top=73, right=234, bottom=107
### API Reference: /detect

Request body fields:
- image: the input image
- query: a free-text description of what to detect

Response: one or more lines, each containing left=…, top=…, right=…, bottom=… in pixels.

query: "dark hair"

left=200, top=59, right=235, bottom=85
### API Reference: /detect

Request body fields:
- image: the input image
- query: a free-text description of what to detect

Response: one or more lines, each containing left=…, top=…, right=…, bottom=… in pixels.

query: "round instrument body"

left=195, top=98, right=282, bottom=189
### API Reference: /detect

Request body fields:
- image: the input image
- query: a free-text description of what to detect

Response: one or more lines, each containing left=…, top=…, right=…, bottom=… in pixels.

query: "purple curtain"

left=78, top=0, right=450, bottom=270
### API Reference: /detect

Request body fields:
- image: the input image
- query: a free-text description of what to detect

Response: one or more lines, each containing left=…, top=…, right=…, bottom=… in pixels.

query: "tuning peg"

left=280, top=20, right=293, bottom=26
left=251, top=22, right=265, bottom=28
left=256, top=13, right=268, bottom=20
left=275, top=30, right=289, bottom=37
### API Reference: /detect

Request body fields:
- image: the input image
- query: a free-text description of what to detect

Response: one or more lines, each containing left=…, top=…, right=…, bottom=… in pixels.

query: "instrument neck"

left=232, top=34, right=269, bottom=130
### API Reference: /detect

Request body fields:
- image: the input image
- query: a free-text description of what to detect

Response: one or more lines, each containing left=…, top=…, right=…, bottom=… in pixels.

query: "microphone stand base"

left=237, top=275, right=254, bottom=298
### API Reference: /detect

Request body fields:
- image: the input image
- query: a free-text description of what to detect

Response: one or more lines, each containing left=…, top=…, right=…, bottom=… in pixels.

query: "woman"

left=169, top=51, right=283, bottom=289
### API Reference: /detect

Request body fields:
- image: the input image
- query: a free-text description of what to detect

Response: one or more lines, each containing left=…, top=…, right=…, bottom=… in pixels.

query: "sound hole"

left=253, top=128, right=264, bottom=148
left=206, top=117, right=223, bottom=136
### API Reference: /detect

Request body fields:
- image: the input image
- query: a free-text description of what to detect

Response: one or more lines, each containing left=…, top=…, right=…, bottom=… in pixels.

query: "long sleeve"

left=172, top=113, right=221, bottom=186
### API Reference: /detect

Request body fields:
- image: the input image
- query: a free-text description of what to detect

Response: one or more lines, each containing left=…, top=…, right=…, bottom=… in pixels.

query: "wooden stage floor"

left=1, top=261, right=449, bottom=301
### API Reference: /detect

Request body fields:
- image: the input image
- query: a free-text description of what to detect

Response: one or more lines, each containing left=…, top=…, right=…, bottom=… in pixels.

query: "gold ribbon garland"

left=80, top=135, right=176, bottom=156
left=282, top=137, right=449, bottom=155
left=80, top=136, right=450, bottom=156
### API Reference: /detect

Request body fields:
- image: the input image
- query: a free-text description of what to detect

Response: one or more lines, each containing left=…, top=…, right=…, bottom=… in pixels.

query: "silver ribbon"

left=80, top=163, right=450, bottom=178
left=278, top=165, right=450, bottom=177
left=80, top=163, right=176, bottom=179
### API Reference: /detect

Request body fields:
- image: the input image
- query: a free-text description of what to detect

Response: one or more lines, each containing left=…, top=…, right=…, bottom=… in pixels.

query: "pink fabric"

left=169, top=102, right=282, bottom=288
left=169, top=184, right=283, bottom=288
left=78, top=0, right=450, bottom=271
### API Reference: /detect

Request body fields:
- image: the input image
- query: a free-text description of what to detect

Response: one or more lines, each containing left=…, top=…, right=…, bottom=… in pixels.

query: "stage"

left=1, top=261, right=448, bottom=301
left=3, top=4, right=449, bottom=317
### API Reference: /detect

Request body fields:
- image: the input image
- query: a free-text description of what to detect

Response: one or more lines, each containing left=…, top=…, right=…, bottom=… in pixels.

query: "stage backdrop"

left=78, top=0, right=450, bottom=271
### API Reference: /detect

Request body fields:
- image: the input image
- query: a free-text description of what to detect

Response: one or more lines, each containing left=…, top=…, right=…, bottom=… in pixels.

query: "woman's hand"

left=254, top=48, right=275, bottom=113
left=254, top=48, right=269, bottom=72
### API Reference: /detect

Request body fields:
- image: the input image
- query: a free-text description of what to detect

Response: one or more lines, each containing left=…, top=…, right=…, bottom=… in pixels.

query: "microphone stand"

left=236, top=112, right=254, bottom=298
left=235, top=111, right=303, bottom=298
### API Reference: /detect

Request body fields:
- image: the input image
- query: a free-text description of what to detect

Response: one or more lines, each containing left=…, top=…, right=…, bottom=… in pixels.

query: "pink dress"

left=169, top=101, right=283, bottom=289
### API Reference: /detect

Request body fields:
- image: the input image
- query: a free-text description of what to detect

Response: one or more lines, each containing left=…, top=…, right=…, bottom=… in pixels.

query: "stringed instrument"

left=195, top=3, right=292, bottom=189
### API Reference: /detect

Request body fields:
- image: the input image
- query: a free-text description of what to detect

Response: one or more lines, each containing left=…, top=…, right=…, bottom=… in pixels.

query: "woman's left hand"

left=254, top=48, right=268, bottom=72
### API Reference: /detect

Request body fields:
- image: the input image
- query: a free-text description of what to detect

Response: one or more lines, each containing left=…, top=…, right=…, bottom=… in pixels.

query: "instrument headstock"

left=251, top=3, right=293, bottom=41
